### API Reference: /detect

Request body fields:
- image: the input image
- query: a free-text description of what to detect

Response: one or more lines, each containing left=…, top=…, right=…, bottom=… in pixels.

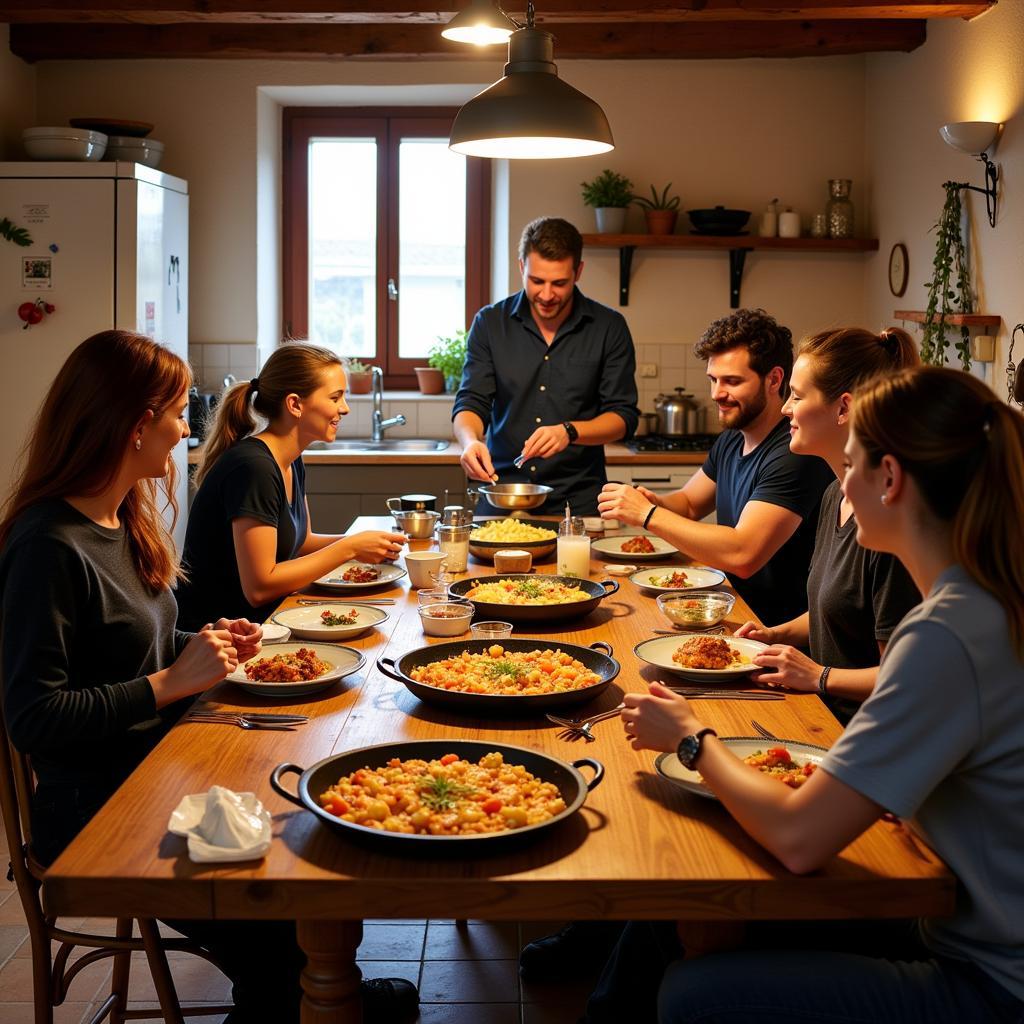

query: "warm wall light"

left=939, top=120, right=1003, bottom=227
left=448, top=2, right=613, bottom=160
left=442, top=0, right=516, bottom=46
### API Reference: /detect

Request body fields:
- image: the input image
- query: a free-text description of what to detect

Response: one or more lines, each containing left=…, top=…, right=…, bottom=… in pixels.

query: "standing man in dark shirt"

left=453, top=217, right=639, bottom=515
left=598, top=309, right=833, bottom=626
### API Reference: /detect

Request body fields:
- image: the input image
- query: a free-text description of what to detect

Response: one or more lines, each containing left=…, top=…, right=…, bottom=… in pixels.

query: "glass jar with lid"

left=826, top=179, right=855, bottom=239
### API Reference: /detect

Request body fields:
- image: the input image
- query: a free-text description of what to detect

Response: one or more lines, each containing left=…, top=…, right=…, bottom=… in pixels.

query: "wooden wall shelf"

left=581, top=233, right=879, bottom=307
left=894, top=310, right=1001, bottom=329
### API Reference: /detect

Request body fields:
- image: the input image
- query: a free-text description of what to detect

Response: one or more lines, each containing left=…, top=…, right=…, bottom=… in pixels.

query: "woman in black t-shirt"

left=176, top=343, right=407, bottom=629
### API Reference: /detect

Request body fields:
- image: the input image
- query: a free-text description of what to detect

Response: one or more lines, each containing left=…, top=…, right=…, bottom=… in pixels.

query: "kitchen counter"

left=187, top=442, right=709, bottom=466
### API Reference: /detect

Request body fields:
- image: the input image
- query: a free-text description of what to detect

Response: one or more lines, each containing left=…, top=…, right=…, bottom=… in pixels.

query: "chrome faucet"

left=370, top=366, right=406, bottom=442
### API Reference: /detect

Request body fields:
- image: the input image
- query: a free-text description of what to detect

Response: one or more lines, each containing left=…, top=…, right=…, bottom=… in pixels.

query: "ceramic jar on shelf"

left=826, top=179, right=855, bottom=239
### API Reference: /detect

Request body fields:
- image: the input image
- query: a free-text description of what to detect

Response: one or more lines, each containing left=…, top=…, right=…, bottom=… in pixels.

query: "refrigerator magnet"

left=22, top=256, right=53, bottom=290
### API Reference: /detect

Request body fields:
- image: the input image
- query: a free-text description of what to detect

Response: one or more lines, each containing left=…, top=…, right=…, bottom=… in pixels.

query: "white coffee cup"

left=405, top=550, right=448, bottom=588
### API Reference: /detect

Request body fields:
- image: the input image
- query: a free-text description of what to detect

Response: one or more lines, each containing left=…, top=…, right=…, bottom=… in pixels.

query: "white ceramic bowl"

left=260, top=622, right=292, bottom=644
left=104, top=135, right=164, bottom=168
left=419, top=602, right=473, bottom=638
left=23, top=127, right=107, bottom=161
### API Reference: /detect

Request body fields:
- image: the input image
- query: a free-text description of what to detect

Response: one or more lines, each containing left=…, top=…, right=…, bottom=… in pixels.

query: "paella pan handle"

left=599, top=579, right=620, bottom=597
left=571, top=758, right=605, bottom=791
left=269, top=763, right=307, bottom=809
left=588, top=641, right=613, bottom=657
left=376, top=655, right=403, bottom=682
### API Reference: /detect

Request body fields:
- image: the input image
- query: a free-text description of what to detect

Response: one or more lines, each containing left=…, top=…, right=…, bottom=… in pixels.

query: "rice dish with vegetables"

left=672, top=636, right=749, bottom=670
left=464, top=577, right=590, bottom=606
left=472, top=519, right=556, bottom=543
left=742, top=747, right=817, bottom=788
left=409, top=645, right=602, bottom=696
left=317, top=751, right=566, bottom=835
left=648, top=570, right=692, bottom=589
left=244, top=647, right=331, bottom=682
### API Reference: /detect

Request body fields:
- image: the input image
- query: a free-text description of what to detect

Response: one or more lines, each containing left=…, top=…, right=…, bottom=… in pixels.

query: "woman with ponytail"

left=735, top=327, right=921, bottom=720
left=176, top=343, right=407, bottom=631
left=614, top=366, right=1024, bottom=1024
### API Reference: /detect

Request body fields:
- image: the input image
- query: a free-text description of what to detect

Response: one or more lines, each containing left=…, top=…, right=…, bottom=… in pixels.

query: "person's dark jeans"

left=587, top=919, right=1023, bottom=1024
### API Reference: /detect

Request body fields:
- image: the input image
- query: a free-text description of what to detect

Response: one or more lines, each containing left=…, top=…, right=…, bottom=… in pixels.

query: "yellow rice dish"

left=471, top=519, right=557, bottom=543
left=464, top=577, right=590, bottom=605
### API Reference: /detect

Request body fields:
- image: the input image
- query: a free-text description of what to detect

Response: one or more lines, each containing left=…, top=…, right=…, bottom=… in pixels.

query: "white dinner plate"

left=315, top=560, right=407, bottom=591
left=272, top=603, right=389, bottom=641
left=592, top=534, right=678, bottom=561
left=228, top=642, right=364, bottom=697
left=629, top=566, right=727, bottom=594
left=633, top=634, right=768, bottom=681
left=655, top=737, right=829, bottom=800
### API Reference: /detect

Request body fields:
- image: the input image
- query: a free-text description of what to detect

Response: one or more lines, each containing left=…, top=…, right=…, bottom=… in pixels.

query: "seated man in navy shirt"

left=453, top=217, right=639, bottom=516
left=598, top=308, right=833, bottom=627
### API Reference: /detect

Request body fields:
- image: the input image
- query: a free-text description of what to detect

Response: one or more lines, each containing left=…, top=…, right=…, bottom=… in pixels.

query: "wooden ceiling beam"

left=0, top=1, right=993, bottom=26
left=8, top=19, right=927, bottom=61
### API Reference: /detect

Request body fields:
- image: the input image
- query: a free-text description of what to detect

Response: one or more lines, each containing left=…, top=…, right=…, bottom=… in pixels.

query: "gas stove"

left=626, top=433, right=718, bottom=453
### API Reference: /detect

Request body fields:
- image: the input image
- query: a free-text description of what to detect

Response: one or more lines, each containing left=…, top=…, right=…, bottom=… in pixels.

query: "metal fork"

left=546, top=704, right=625, bottom=742
left=750, top=719, right=781, bottom=741
left=668, top=688, right=784, bottom=701
left=184, top=713, right=299, bottom=731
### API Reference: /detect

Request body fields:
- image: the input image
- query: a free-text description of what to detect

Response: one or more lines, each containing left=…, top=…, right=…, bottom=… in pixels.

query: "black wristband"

left=642, top=504, right=657, bottom=529
left=818, top=666, right=832, bottom=695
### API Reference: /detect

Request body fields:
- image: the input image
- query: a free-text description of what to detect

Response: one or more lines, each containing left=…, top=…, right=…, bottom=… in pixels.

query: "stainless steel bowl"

left=474, top=483, right=553, bottom=511
left=390, top=509, right=440, bottom=539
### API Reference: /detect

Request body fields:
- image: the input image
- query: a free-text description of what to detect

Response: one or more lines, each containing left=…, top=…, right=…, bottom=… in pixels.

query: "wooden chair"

left=0, top=721, right=233, bottom=1024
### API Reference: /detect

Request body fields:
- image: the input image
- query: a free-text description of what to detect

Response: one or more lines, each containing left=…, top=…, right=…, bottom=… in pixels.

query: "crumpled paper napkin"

left=168, top=785, right=272, bottom=862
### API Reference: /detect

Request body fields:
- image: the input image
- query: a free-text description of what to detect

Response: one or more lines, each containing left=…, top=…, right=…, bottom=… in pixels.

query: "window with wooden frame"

left=283, top=107, right=491, bottom=389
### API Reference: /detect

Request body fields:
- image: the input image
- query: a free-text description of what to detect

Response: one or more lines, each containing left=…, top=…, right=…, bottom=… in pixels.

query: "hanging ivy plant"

left=0, top=216, right=33, bottom=247
left=920, top=182, right=973, bottom=370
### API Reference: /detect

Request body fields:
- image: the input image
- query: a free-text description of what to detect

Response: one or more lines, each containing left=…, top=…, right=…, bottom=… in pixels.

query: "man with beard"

left=453, top=217, right=639, bottom=515
left=597, top=308, right=832, bottom=626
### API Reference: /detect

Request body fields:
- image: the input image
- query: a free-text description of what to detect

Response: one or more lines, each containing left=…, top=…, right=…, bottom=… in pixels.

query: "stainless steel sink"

left=307, top=438, right=451, bottom=452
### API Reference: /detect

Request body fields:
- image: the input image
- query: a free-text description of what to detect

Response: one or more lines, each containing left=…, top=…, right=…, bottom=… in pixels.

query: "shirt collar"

left=511, top=286, right=593, bottom=339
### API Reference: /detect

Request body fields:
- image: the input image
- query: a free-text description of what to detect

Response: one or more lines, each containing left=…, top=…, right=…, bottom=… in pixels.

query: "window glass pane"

left=398, top=139, right=466, bottom=360
left=309, top=139, right=376, bottom=357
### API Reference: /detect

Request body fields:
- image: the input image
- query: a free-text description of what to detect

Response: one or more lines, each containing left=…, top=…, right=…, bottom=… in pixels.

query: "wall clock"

left=888, top=243, right=908, bottom=297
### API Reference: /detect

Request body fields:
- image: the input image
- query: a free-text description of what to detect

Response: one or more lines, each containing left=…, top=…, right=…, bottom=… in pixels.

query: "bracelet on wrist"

left=642, top=504, right=657, bottom=529
left=818, top=665, right=832, bottom=695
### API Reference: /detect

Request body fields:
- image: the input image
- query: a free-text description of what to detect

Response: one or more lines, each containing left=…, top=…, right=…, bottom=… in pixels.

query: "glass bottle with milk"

left=557, top=517, right=591, bottom=579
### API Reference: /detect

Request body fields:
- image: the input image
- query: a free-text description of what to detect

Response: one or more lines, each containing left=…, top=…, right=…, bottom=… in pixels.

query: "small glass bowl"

left=657, top=590, right=736, bottom=630
left=470, top=620, right=513, bottom=641
left=419, top=601, right=474, bottom=637
left=417, top=586, right=450, bottom=606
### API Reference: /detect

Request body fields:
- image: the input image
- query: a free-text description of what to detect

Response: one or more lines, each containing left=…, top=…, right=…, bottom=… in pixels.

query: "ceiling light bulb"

left=939, top=121, right=1001, bottom=155
left=450, top=26, right=614, bottom=160
left=442, top=0, right=516, bottom=46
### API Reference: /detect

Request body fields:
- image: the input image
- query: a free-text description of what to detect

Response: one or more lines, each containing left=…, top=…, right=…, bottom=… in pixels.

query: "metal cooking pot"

left=389, top=508, right=440, bottom=539
left=654, top=388, right=699, bottom=436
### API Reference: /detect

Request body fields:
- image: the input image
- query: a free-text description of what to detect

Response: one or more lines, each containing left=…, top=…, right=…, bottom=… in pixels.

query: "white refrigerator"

left=0, top=162, right=189, bottom=551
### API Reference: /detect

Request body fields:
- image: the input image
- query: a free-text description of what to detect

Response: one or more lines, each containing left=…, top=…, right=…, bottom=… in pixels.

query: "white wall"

left=865, top=3, right=1024, bottom=396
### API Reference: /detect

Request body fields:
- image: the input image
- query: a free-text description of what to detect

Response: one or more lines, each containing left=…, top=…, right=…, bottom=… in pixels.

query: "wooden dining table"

left=43, top=515, right=954, bottom=1023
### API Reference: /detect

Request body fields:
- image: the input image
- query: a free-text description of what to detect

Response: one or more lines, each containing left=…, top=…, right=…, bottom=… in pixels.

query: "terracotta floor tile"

left=359, top=922, right=427, bottom=961
left=417, top=1003, right=521, bottom=1023
left=0, top=892, right=29, bottom=926
left=419, top=959, right=519, bottom=1004
left=426, top=922, right=520, bottom=961
left=0, top=955, right=112, bottom=1004
left=0, top=1001, right=94, bottom=1023
left=357, top=959, right=421, bottom=987
left=124, top=951, right=233, bottom=1004
left=0, top=925, right=27, bottom=964
left=365, top=919, right=425, bottom=926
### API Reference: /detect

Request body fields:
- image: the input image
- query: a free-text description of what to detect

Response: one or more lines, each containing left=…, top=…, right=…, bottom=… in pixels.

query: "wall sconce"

left=441, top=0, right=516, bottom=46
left=939, top=120, right=1002, bottom=227
left=448, top=1, right=614, bottom=159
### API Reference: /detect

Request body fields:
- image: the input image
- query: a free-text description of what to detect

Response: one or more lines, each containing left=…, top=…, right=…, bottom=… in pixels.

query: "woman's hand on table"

left=149, top=628, right=238, bottom=706
left=597, top=482, right=659, bottom=527
left=751, top=645, right=822, bottom=692
left=734, top=621, right=776, bottom=643
left=212, top=617, right=262, bottom=662
left=621, top=681, right=704, bottom=753
left=349, top=530, right=408, bottom=563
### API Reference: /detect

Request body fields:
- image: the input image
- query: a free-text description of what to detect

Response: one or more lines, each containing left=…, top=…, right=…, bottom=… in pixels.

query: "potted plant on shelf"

left=425, top=328, right=468, bottom=393
left=581, top=168, right=634, bottom=234
left=345, top=358, right=374, bottom=394
left=632, top=182, right=680, bottom=235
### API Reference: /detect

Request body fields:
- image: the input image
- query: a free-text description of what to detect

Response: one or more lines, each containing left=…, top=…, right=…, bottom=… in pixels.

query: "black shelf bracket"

left=618, top=245, right=636, bottom=306
left=729, top=247, right=753, bottom=309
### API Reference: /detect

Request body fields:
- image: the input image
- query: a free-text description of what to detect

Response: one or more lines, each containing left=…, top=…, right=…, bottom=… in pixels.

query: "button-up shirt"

left=453, top=287, right=639, bottom=514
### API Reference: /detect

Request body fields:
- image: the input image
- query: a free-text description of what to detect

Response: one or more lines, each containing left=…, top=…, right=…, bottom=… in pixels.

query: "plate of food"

left=229, top=642, right=364, bottom=696
left=592, top=534, right=678, bottom=561
left=271, top=603, right=389, bottom=641
left=655, top=737, right=828, bottom=800
left=447, top=574, right=619, bottom=623
left=629, top=566, right=727, bottom=594
left=315, top=561, right=407, bottom=591
left=633, top=634, right=768, bottom=681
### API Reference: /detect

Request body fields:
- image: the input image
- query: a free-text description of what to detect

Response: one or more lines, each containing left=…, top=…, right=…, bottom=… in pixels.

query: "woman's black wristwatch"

left=677, top=728, right=718, bottom=770
left=562, top=421, right=579, bottom=444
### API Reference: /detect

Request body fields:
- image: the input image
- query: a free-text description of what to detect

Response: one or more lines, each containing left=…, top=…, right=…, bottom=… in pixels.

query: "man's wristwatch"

left=676, top=728, right=718, bottom=770
left=562, top=421, right=579, bottom=444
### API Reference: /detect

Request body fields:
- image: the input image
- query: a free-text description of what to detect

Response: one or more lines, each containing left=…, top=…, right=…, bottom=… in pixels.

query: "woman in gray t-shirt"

left=620, top=367, right=1024, bottom=1023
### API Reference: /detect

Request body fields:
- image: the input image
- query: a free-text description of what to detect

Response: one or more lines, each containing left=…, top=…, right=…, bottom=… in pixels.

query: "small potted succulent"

left=345, top=358, right=374, bottom=394
left=633, top=182, right=680, bottom=235
left=581, top=168, right=634, bottom=233
left=426, top=329, right=468, bottom=393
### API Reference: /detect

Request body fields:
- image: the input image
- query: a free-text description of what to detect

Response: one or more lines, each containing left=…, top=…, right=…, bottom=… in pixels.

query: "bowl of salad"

left=656, top=590, right=735, bottom=630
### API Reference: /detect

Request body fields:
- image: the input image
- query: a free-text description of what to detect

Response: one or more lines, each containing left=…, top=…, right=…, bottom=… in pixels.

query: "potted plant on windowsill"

left=427, top=329, right=468, bottom=394
left=345, top=358, right=374, bottom=394
left=633, top=183, right=680, bottom=235
left=581, top=168, right=634, bottom=234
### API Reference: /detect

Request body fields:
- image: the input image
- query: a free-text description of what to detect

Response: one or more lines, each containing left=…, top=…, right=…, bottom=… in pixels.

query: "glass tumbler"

left=557, top=517, right=591, bottom=579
